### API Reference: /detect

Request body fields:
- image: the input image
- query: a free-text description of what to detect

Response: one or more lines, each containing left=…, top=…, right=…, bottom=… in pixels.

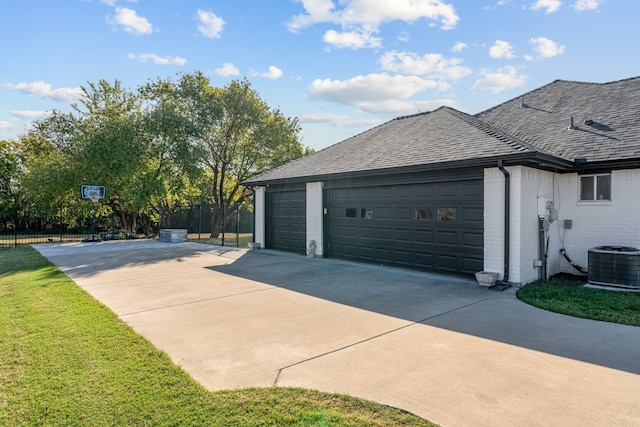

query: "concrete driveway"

left=34, top=240, right=640, bottom=427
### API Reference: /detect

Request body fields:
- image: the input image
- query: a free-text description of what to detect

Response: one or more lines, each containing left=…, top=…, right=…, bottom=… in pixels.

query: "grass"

left=187, top=232, right=254, bottom=248
left=517, top=275, right=640, bottom=327
left=0, top=246, right=436, bottom=426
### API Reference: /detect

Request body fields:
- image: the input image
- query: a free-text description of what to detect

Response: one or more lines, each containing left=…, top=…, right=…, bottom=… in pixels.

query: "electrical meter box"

left=537, top=197, right=552, bottom=217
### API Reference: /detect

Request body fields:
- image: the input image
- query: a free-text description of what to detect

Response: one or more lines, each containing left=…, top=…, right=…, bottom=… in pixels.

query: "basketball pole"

left=91, top=200, right=96, bottom=241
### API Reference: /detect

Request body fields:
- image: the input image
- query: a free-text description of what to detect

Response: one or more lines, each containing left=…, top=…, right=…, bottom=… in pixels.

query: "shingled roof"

left=245, top=76, right=640, bottom=185
left=245, top=107, right=540, bottom=185
left=475, top=76, right=640, bottom=164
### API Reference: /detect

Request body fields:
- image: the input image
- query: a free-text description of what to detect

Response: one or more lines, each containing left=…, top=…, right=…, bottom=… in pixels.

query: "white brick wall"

left=554, top=169, right=640, bottom=273
left=306, top=182, right=324, bottom=257
left=254, top=186, right=266, bottom=247
left=483, top=168, right=506, bottom=279
left=485, top=166, right=640, bottom=284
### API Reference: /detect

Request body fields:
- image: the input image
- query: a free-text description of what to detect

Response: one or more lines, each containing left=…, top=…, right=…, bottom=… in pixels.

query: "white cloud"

left=127, top=53, right=187, bottom=65
left=108, top=7, right=153, bottom=35
left=11, top=110, right=49, bottom=119
left=215, top=63, right=240, bottom=77
left=299, top=113, right=381, bottom=128
left=323, top=29, right=382, bottom=49
left=379, top=51, right=471, bottom=80
left=261, top=66, right=283, bottom=80
left=287, top=0, right=338, bottom=32
left=308, top=73, right=445, bottom=107
left=489, top=40, right=515, bottom=59
left=289, top=0, right=459, bottom=30
left=0, top=121, right=13, bottom=130
left=4, top=81, right=82, bottom=103
left=397, top=31, right=410, bottom=42
left=287, top=0, right=459, bottom=48
left=530, top=0, right=562, bottom=14
left=355, top=98, right=458, bottom=115
left=452, top=41, right=468, bottom=52
left=471, top=66, right=527, bottom=93
left=197, top=9, right=225, bottom=38
left=573, top=0, right=600, bottom=11
left=529, top=36, right=565, bottom=58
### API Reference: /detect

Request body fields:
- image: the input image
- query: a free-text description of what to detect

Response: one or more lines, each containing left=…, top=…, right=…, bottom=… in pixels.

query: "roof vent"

left=567, top=117, right=576, bottom=130
left=584, top=119, right=594, bottom=125
left=520, top=97, right=526, bottom=108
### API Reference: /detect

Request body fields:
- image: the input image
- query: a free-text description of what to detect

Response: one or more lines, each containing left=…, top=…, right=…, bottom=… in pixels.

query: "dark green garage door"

left=327, top=180, right=483, bottom=277
left=266, top=188, right=306, bottom=254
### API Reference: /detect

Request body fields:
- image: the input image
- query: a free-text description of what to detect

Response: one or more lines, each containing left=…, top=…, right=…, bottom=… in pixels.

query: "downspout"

left=498, top=161, right=510, bottom=283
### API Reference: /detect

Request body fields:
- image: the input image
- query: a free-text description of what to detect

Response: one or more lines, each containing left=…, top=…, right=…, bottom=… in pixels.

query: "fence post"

left=221, top=200, right=225, bottom=247
left=13, top=200, right=18, bottom=248
left=236, top=204, right=240, bottom=247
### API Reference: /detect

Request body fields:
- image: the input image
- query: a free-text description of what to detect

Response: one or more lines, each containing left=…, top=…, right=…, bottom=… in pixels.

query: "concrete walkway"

left=34, top=240, right=640, bottom=427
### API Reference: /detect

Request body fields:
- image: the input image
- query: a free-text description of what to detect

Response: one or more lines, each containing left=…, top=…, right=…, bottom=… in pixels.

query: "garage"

left=244, top=107, right=527, bottom=279
left=326, top=176, right=483, bottom=277
left=265, top=186, right=306, bottom=254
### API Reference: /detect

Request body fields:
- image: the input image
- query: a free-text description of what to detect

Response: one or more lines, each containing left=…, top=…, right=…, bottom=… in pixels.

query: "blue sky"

left=1, top=0, right=637, bottom=150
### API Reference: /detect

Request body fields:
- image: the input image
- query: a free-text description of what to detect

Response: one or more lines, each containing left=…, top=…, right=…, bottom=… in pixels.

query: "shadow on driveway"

left=208, top=249, right=640, bottom=376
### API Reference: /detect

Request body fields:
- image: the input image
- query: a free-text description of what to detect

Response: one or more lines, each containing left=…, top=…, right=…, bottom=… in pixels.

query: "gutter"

left=498, top=160, right=510, bottom=283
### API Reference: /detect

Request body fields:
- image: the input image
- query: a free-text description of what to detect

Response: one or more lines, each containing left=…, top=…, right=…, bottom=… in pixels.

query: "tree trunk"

left=209, top=204, right=222, bottom=238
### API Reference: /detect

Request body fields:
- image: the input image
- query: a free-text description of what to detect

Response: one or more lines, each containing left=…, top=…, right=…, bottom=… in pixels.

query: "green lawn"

left=517, top=275, right=640, bottom=327
left=0, top=246, right=436, bottom=426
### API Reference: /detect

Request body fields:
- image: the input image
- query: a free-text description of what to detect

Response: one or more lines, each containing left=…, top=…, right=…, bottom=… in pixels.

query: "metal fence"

left=0, top=204, right=254, bottom=249
left=160, top=204, right=254, bottom=248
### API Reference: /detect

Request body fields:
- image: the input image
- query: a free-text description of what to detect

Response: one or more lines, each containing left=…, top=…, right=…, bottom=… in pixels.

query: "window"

left=415, top=208, right=432, bottom=221
left=580, top=174, right=611, bottom=201
left=360, top=208, right=374, bottom=219
left=346, top=208, right=357, bottom=218
left=437, top=208, right=457, bottom=221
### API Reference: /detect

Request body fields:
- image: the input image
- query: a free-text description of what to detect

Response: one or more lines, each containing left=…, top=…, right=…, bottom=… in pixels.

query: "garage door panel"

left=395, top=207, right=412, bottom=220
left=462, top=207, right=483, bottom=222
left=266, top=189, right=306, bottom=254
left=360, top=227, right=375, bottom=238
left=375, top=207, right=392, bottom=219
left=415, top=252, right=434, bottom=268
left=359, top=246, right=375, bottom=260
left=436, top=230, right=458, bottom=246
left=376, top=248, right=392, bottom=261
left=394, top=250, right=412, bottom=265
left=415, top=230, right=434, bottom=243
left=395, top=228, right=412, bottom=243
left=328, top=177, right=483, bottom=277
left=435, top=253, right=461, bottom=271
left=463, top=181, right=484, bottom=196
left=462, top=232, right=483, bottom=248
left=463, top=257, right=484, bottom=274
left=437, top=182, right=459, bottom=197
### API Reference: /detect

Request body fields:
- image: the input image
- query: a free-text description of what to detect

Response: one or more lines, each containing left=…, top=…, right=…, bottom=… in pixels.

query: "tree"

left=15, top=73, right=309, bottom=238
left=0, top=140, right=23, bottom=229
left=177, top=73, right=305, bottom=237
left=138, top=77, right=204, bottom=229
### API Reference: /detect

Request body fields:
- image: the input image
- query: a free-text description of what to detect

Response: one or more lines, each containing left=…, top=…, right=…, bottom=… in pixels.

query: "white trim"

left=254, top=186, right=266, bottom=248
left=306, top=182, right=324, bottom=257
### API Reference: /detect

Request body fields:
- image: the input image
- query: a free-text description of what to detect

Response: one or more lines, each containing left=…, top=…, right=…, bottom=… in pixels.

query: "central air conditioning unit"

left=588, top=246, right=640, bottom=289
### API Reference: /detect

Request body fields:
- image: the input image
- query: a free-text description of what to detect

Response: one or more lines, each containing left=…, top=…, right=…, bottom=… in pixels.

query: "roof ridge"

left=475, top=75, right=640, bottom=117
left=553, top=75, right=640, bottom=86
left=445, top=107, right=545, bottom=154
